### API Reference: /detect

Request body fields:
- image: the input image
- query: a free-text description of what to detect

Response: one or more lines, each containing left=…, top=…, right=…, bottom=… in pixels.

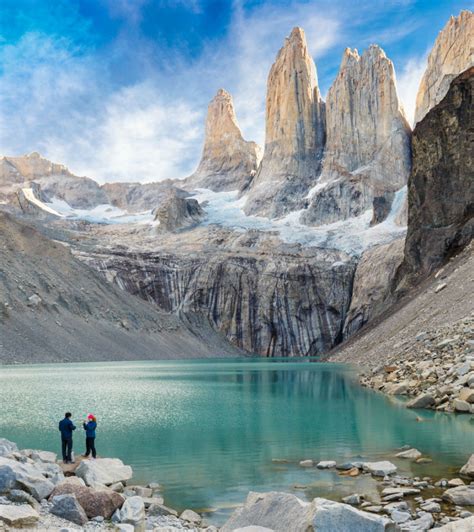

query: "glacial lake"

left=0, top=359, right=473, bottom=524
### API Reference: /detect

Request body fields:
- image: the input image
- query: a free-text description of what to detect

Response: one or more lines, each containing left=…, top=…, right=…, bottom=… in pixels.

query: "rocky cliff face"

left=415, top=10, right=474, bottom=124
left=78, top=229, right=356, bottom=357
left=402, top=67, right=474, bottom=280
left=185, top=89, right=261, bottom=192
left=302, top=45, right=411, bottom=226
left=243, top=28, right=326, bottom=218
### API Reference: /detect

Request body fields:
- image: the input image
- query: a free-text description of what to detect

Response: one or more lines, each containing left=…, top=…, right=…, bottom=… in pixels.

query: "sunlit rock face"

left=185, top=89, right=262, bottom=192
left=302, top=45, right=411, bottom=226
left=243, top=27, right=326, bottom=218
left=415, top=10, right=474, bottom=124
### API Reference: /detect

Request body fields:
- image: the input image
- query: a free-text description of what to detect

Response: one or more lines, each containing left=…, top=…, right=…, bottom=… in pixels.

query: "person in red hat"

left=82, top=414, right=97, bottom=459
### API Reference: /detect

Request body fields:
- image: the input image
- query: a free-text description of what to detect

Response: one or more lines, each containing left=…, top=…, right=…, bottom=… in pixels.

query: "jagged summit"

left=184, top=88, right=261, bottom=192
left=301, top=43, right=411, bottom=227
left=415, top=10, right=473, bottom=124
left=242, top=26, right=326, bottom=218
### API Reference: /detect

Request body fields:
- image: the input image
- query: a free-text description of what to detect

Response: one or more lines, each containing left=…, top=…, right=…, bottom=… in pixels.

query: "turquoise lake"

left=0, top=359, right=472, bottom=524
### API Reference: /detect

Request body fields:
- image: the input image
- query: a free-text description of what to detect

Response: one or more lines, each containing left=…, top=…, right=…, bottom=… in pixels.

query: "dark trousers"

left=85, top=437, right=96, bottom=458
left=61, top=437, right=73, bottom=462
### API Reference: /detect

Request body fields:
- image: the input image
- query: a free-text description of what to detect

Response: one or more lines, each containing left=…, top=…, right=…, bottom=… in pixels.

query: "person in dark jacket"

left=58, top=412, right=76, bottom=463
left=82, top=414, right=97, bottom=459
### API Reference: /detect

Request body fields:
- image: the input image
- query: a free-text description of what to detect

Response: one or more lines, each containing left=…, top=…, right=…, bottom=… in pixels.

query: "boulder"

left=115, top=495, right=145, bottom=531
left=49, top=478, right=124, bottom=518
left=435, top=516, right=474, bottom=531
left=0, top=439, right=18, bottom=458
left=0, top=503, right=39, bottom=527
left=454, top=399, right=471, bottom=412
left=299, top=460, right=313, bottom=468
left=396, top=448, right=422, bottom=460
left=30, top=450, right=57, bottom=463
left=363, top=461, right=397, bottom=476
left=7, top=488, right=40, bottom=509
left=50, top=494, right=88, bottom=525
left=0, top=456, right=54, bottom=500
left=221, top=492, right=397, bottom=532
left=459, top=388, right=474, bottom=403
left=180, top=508, right=202, bottom=525
left=406, top=393, right=435, bottom=409
left=75, top=457, right=133, bottom=486
left=460, top=454, right=474, bottom=478
left=399, top=512, right=433, bottom=531
left=443, top=485, right=474, bottom=506
left=147, top=501, right=178, bottom=517
left=342, top=494, right=362, bottom=505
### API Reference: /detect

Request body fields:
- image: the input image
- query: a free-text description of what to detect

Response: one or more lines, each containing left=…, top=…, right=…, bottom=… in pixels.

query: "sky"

left=0, top=0, right=471, bottom=183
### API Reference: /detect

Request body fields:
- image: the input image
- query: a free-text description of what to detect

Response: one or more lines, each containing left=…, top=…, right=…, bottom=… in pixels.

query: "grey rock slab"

left=316, top=461, right=337, bottom=469
left=0, top=439, right=18, bottom=458
left=406, top=394, right=435, bottom=409
left=180, top=508, right=202, bottom=525
left=0, top=456, right=54, bottom=500
left=435, top=516, right=474, bottom=531
left=50, top=494, right=88, bottom=525
left=396, top=449, right=422, bottom=460
left=117, top=495, right=145, bottom=530
left=443, top=485, right=474, bottom=505
left=75, top=457, right=133, bottom=486
left=399, top=512, right=433, bottom=531
left=0, top=503, right=39, bottom=526
left=363, top=461, right=397, bottom=476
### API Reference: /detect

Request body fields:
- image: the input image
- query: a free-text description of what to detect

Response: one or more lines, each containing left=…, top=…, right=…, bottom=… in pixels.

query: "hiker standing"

left=82, top=414, right=97, bottom=459
left=58, top=412, right=76, bottom=464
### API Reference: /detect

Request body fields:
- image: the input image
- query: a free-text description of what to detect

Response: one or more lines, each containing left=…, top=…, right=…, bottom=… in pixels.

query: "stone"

left=221, top=492, right=396, bottom=532
left=30, top=450, right=57, bottom=463
left=233, top=528, right=275, bottom=532
left=75, top=457, right=133, bottom=486
left=116, top=496, right=145, bottom=530
left=0, top=456, right=54, bottom=501
left=402, top=67, right=474, bottom=279
left=396, top=448, right=422, bottom=460
left=447, top=478, right=465, bottom=487
left=129, top=486, right=152, bottom=498
left=399, top=512, right=433, bottom=531
left=49, top=479, right=125, bottom=519
left=406, top=393, right=435, bottom=409
left=299, top=460, right=314, bottom=467
left=342, top=494, right=362, bottom=505
left=243, top=27, right=325, bottom=218
left=382, top=488, right=420, bottom=497
left=435, top=283, right=447, bottom=293
left=0, top=439, right=18, bottom=457
left=142, top=496, right=164, bottom=508
left=115, top=525, right=135, bottom=532
left=420, top=501, right=441, bottom=513
left=185, top=89, right=261, bottom=192
left=443, top=485, right=474, bottom=505
left=302, top=44, right=410, bottom=227
left=435, top=516, right=474, bottom=531
left=50, top=494, right=88, bottom=525
left=363, top=461, right=397, bottom=476
left=458, top=388, right=474, bottom=403
left=316, top=461, right=337, bottom=469
left=110, top=481, right=124, bottom=493
left=7, top=489, right=40, bottom=510
left=460, top=455, right=474, bottom=478
left=415, top=10, right=474, bottom=123
left=147, top=502, right=178, bottom=517
left=391, top=509, right=411, bottom=523
left=180, top=508, right=202, bottom=525
left=454, top=399, right=471, bottom=412
left=0, top=503, right=39, bottom=527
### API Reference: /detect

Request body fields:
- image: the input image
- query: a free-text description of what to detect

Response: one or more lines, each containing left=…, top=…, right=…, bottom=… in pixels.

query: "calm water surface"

left=0, top=359, right=472, bottom=524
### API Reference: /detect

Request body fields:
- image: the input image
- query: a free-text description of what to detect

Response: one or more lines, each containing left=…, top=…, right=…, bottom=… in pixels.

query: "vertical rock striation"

left=402, top=67, right=474, bottom=280
left=185, top=89, right=261, bottom=192
left=243, top=27, right=326, bottom=218
left=415, top=10, right=474, bottom=124
left=302, top=45, right=411, bottom=226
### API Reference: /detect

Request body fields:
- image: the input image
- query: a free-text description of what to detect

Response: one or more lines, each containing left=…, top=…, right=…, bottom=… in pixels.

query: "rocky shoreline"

left=1, top=438, right=474, bottom=531
left=359, top=315, right=474, bottom=414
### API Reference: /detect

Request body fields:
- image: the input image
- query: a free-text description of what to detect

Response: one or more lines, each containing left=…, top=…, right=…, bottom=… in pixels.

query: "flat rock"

left=147, top=502, right=178, bottom=517
left=299, top=460, right=313, bottom=468
left=363, top=461, right=397, bottom=476
left=443, top=485, right=474, bottom=506
left=316, top=461, right=337, bottom=469
left=396, top=448, right=422, bottom=460
left=382, top=488, right=421, bottom=497
left=0, top=503, right=39, bottom=526
left=435, top=516, right=474, bottom=531
left=75, top=457, right=133, bottom=486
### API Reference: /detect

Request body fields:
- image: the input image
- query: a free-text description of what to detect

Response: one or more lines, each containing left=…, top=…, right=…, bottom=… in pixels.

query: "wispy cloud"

left=396, top=53, right=428, bottom=126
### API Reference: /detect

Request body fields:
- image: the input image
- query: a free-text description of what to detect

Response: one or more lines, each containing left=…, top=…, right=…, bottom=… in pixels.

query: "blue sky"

left=0, top=0, right=471, bottom=182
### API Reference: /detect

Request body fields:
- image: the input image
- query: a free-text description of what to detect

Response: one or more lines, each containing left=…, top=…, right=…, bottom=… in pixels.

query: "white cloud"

left=396, top=53, right=427, bottom=126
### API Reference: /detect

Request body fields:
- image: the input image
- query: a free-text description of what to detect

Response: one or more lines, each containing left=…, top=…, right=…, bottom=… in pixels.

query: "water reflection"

left=0, top=359, right=472, bottom=523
